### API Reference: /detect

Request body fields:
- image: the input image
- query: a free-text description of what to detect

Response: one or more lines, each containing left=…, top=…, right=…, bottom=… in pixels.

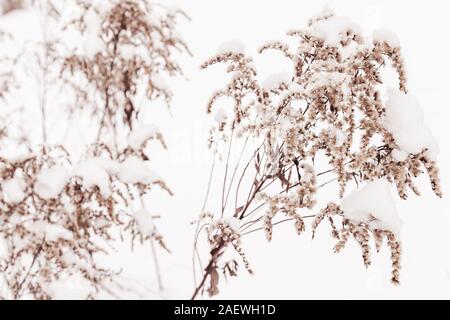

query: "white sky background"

left=1, top=0, right=450, bottom=299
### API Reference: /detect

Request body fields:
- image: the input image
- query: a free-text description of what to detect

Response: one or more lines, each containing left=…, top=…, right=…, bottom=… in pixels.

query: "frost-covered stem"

left=16, top=238, right=45, bottom=298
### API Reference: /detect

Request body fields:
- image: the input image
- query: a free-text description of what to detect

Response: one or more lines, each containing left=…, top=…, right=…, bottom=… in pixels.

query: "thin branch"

left=221, top=128, right=234, bottom=217
left=241, top=215, right=316, bottom=236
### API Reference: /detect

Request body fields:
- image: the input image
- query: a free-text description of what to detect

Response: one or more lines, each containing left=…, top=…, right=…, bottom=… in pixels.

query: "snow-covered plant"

left=0, top=0, right=189, bottom=299
left=0, top=0, right=26, bottom=15
left=62, top=0, right=190, bottom=144
left=193, top=9, right=441, bottom=299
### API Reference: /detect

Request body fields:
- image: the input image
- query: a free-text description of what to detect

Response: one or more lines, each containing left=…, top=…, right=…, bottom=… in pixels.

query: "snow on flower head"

left=373, top=29, right=400, bottom=48
left=305, top=71, right=349, bottom=94
left=224, top=217, right=240, bottom=233
left=117, top=156, right=159, bottom=184
left=382, top=89, right=439, bottom=161
left=27, top=221, right=74, bottom=242
left=214, top=107, right=227, bottom=123
left=342, top=179, right=402, bottom=235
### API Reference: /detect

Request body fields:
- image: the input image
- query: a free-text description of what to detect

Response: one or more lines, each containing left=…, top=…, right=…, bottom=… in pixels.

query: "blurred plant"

left=193, top=8, right=441, bottom=299
left=0, top=0, right=189, bottom=299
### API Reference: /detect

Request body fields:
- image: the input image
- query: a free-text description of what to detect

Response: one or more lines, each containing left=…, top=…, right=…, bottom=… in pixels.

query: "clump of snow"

left=214, top=107, right=227, bottom=123
left=0, top=151, right=32, bottom=163
left=288, top=82, right=305, bottom=93
left=83, top=8, right=106, bottom=57
left=0, top=236, right=6, bottom=259
left=382, top=89, right=439, bottom=161
left=117, top=156, right=159, bottom=184
left=95, top=157, right=119, bottom=175
left=27, top=221, right=73, bottom=242
left=213, top=217, right=241, bottom=233
left=34, top=165, right=69, bottom=199
left=2, top=177, right=26, bottom=204
left=342, top=179, right=402, bottom=235
left=134, top=208, right=155, bottom=236
left=373, top=29, right=400, bottom=48
left=84, top=9, right=102, bottom=34
left=118, top=44, right=135, bottom=60
left=217, top=39, right=246, bottom=54
left=74, top=158, right=112, bottom=198
left=309, top=16, right=362, bottom=47
left=128, top=124, right=160, bottom=150
left=43, top=273, right=91, bottom=300
left=313, top=5, right=335, bottom=20
left=329, top=128, right=346, bottom=146
left=262, top=72, right=291, bottom=90
left=146, top=6, right=163, bottom=24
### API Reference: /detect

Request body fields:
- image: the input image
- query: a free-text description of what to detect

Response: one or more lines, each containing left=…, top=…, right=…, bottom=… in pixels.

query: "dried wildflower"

left=193, top=8, right=441, bottom=298
left=0, top=0, right=189, bottom=299
left=61, top=0, right=191, bottom=143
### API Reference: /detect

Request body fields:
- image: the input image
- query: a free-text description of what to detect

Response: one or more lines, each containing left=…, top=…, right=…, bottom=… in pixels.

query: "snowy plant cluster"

left=0, top=0, right=189, bottom=299
left=0, top=0, right=25, bottom=16
left=194, top=8, right=441, bottom=298
left=0, top=143, right=169, bottom=299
